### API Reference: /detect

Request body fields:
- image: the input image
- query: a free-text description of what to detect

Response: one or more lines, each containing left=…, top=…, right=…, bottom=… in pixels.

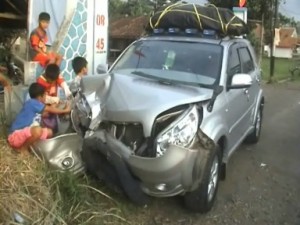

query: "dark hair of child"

left=72, top=56, right=88, bottom=74
left=39, top=12, right=50, bottom=21
left=29, top=82, right=46, bottom=98
left=45, top=64, right=60, bottom=81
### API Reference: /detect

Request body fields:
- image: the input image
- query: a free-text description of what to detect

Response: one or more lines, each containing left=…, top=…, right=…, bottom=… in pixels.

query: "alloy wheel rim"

left=207, top=156, right=219, bottom=202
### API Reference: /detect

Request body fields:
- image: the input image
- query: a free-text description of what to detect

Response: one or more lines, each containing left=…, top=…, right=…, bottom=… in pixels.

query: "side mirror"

left=96, top=64, right=109, bottom=74
left=228, top=74, right=252, bottom=90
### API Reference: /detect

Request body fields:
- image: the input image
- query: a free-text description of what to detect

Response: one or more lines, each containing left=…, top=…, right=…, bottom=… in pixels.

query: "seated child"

left=8, top=83, right=71, bottom=152
left=37, top=63, right=71, bottom=104
left=69, top=56, right=88, bottom=96
left=29, top=12, right=62, bottom=68
left=37, top=64, right=71, bottom=131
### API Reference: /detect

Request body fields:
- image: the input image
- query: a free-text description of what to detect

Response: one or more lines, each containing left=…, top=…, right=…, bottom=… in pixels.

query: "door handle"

left=244, top=89, right=250, bottom=101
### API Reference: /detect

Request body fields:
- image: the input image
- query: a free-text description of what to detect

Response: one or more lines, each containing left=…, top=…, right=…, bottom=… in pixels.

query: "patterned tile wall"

left=35, top=0, right=88, bottom=82
left=59, top=0, right=87, bottom=82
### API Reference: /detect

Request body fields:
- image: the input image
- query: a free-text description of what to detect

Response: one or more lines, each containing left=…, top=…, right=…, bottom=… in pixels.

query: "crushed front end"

left=72, top=85, right=216, bottom=204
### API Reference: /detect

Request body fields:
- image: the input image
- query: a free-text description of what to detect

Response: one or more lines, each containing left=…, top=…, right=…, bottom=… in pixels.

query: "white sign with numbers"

left=86, top=0, right=109, bottom=74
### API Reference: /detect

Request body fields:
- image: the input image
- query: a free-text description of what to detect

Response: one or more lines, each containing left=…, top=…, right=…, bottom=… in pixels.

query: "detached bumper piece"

left=30, top=133, right=84, bottom=174
left=81, top=132, right=150, bottom=206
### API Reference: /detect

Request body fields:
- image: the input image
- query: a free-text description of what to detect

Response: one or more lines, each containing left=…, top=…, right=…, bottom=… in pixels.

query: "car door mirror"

left=228, top=74, right=252, bottom=90
left=96, top=64, right=109, bottom=74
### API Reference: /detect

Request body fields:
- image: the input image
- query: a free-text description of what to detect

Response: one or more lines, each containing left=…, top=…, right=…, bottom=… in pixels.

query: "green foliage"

left=247, top=31, right=261, bottom=56
left=43, top=170, right=125, bottom=224
left=109, top=0, right=126, bottom=18
left=109, top=0, right=178, bottom=18
left=279, top=13, right=297, bottom=27
left=207, top=0, right=296, bottom=45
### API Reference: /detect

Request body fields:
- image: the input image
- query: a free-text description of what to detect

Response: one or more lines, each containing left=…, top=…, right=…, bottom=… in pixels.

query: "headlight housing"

left=156, top=105, right=199, bottom=157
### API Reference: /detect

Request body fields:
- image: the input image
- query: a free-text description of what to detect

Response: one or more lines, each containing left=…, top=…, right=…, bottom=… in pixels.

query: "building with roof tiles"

left=265, top=27, right=299, bottom=58
left=109, top=16, right=148, bottom=63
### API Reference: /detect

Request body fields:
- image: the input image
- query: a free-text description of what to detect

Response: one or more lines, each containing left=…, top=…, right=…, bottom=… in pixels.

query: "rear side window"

left=239, top=47, right=254, bottom=73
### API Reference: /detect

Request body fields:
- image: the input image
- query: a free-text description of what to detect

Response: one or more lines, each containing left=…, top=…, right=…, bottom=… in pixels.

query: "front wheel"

left=184, top=146, right=221, bottom=213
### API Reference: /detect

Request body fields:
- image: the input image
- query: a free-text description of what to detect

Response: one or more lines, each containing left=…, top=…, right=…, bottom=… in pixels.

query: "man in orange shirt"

left=29, top=12, right=62, bottom=68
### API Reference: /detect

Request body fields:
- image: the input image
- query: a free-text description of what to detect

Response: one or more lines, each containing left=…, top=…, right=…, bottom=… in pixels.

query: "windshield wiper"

left=132, top=71, right=174, bottom=85
left=207, top=85, right=224, bottom=112
left=131, top=71, right=213, bottom=89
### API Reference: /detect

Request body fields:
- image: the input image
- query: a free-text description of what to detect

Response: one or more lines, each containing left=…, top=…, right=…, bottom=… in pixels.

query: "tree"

left=207, top=0, right=274, bottom=22
left=208, top=0, right=288, bottom=45
left=278, top=13, right=297, bottom=27
left=297, top=21, right=300, bottom=34
left=109, top=0, right=178, bottom=18
left=109, top=0, right=126, bottom=18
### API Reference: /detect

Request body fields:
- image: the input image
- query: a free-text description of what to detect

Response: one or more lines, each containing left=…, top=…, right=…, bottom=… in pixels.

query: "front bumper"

left=30, top=133, right=84, bottom=174
left=82, top=130, right=212, bottom=198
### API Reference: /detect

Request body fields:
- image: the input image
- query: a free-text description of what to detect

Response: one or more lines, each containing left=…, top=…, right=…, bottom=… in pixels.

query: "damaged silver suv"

left=71, top=31, right=264, bottom=213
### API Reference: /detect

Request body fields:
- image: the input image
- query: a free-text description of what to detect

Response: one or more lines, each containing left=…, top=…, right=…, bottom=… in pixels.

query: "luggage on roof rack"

left=145, top=2, right=249, bottom=37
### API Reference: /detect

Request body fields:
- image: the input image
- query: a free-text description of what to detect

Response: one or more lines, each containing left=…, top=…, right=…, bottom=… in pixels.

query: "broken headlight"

left=156, top=105, right=199, bottom=156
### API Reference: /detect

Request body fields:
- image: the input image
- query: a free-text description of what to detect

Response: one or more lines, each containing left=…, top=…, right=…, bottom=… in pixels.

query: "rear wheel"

left=184, top=146, right=221, bottom=213
left=245, top=105, right=262, bottom=144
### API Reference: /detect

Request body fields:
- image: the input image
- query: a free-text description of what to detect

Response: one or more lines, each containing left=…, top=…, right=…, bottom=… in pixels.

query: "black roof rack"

left=147, top=27, right=244, bottom=40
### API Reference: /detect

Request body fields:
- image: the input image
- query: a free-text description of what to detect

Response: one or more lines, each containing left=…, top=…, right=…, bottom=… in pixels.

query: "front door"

left=224, top=43, right=252, bottom=151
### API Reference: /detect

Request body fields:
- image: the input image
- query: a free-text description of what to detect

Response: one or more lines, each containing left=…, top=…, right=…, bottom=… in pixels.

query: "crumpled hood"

left=103, top=73, right=212, bottom=136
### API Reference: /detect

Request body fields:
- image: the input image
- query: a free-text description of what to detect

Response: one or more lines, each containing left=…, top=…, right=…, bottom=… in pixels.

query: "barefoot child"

left=29, top=12, right=62, bottom=67
left=7, top=83, right=71, bottom=151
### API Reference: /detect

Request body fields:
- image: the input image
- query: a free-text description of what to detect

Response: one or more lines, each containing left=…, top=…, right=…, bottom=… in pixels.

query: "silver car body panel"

left=102, top=73, right=212, bottom=136
left=87, top=129, right=214, bottom=197
left=30, top=133, right=84, bottom=174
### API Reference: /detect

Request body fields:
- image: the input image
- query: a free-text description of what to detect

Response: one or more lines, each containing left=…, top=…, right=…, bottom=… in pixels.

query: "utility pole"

left=258, top=1, right=265, bottom=66
left=269, top=0, right=279, bottom=82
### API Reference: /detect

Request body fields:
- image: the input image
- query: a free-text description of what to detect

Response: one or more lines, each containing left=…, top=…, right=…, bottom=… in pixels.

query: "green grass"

left=0, top=131, right=164, bottom=225
left=260, top=56, right=297, bottom=81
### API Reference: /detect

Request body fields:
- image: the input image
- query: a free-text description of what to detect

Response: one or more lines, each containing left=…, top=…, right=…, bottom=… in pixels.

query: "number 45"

left=96, top=38, right=104, bottom=50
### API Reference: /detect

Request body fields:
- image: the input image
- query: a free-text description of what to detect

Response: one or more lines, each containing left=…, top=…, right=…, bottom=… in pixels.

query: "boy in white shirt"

left=69, top=56, right=88, bottom=96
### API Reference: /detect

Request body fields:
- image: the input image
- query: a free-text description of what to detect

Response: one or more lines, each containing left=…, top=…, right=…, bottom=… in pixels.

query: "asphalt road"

left=139, top=82, right=300, bottom=225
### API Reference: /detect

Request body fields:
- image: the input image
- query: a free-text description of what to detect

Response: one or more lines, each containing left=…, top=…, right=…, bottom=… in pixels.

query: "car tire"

left=184, top=146, right=221, bottom=213
left=245, top=105, right=262, bottom=144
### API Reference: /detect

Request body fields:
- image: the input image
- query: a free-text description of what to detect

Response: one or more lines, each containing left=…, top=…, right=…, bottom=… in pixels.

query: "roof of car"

left=140, top=35, right=250, bottom=47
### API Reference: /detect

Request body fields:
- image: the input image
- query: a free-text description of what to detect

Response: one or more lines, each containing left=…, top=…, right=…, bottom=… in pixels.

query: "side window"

left=238, top=47, right=255, bottom=73
left=227, top=46, right=241, bottom=83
